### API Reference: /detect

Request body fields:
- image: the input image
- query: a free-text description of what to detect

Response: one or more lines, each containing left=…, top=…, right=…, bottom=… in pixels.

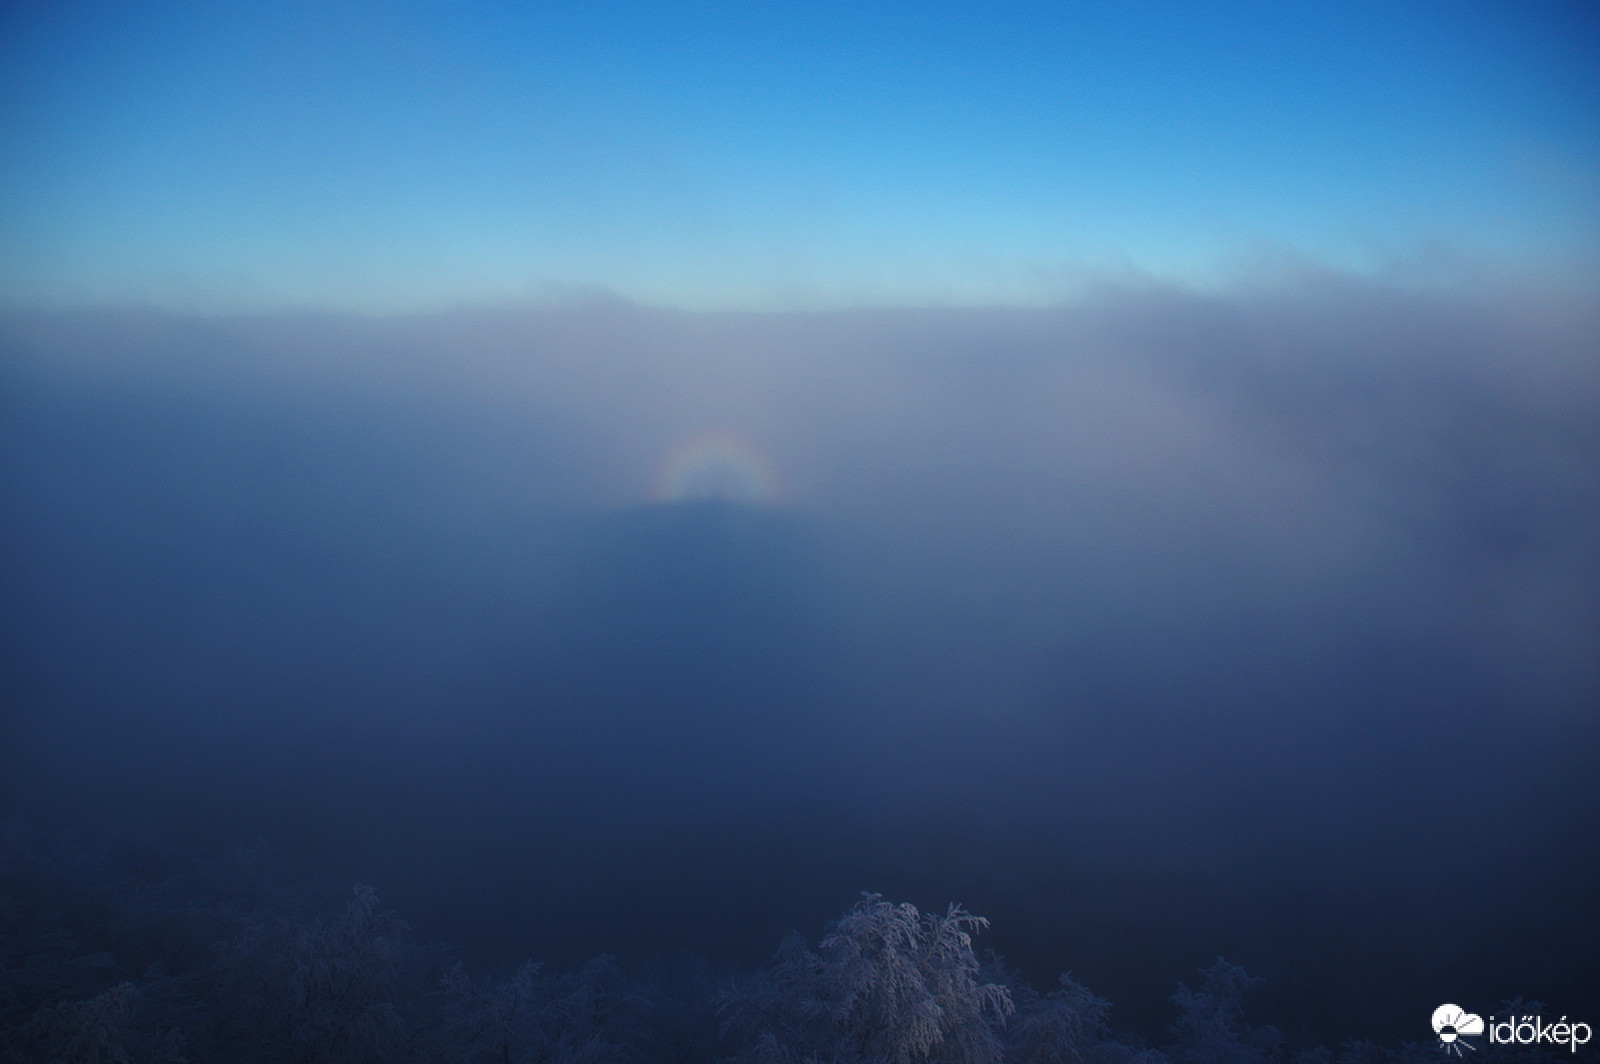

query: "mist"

left=2, top=275, right=1596, bottom=1047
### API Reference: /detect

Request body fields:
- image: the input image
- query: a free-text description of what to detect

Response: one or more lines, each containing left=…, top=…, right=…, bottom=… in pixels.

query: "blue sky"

left=2, top=0, right=1596, bottom=311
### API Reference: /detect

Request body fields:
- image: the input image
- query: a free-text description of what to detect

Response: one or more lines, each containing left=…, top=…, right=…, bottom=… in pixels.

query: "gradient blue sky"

left=2, top=0, right=1596, bottom=311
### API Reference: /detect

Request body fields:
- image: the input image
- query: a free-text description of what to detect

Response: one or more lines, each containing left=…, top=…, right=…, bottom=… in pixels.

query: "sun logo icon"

left=1432, top=1005, right=1485, bottom=1056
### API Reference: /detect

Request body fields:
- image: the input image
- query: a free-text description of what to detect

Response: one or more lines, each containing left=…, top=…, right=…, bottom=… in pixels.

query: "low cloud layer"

left=2, top=275, right=1596, bottom=1042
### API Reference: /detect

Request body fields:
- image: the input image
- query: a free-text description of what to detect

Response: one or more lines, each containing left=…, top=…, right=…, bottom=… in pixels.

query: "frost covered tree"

left=720, top=893, right=1014, bottom=1064
left=1006, top=972, right=1171, bottom=1064
left=2, top=979, right=191, bottom=1064
left=1168, top=959, right=1282, bottom=1064
left=213, top=884, right=421, bottom=1064
left=1007, top=972, right=1113, bottom=1064
left=437, top=959, right=543, bottom=1064
left=527, top=954, right=642, bottom=1064
left=436, top=953, right=643, bottom=1064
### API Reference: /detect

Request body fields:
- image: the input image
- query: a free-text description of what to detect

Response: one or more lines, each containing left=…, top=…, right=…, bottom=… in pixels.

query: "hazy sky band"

left=2, top=0, right=1596, bottom=312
